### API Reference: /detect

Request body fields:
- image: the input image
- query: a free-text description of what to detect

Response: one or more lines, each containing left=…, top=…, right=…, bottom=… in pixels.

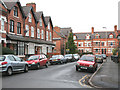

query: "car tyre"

left=37, top=63, right=40, bottom=69
left=60, top=60, right=63, bottom=64
left=6, top=67, right=12, bottom=76
left=45, top=62, right=48, bottom=68
left=76, top=66, right=78, bottom=71
left=24, top=65, right=28, bottom=72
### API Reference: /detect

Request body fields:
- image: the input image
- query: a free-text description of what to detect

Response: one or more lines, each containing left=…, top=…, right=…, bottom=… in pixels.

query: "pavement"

left=90, top=57, right=120, bottom=88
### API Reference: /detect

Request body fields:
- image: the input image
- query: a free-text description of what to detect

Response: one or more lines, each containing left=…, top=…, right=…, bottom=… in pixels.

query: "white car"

left=73, top=54, right=80, bottom=61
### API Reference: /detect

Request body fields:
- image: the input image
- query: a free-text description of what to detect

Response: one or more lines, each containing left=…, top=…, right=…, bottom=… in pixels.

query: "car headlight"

left=89, top=65, right=93, bottom=67
left=32, top=62, right=35, bottom=64
left=76, top=63, right=80, bottom=66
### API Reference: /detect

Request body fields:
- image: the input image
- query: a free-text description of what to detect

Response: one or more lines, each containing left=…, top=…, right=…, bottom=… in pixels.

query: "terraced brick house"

left=0, top=0, right=55, bottom=58
left=73, top=25, right=119, bottom=56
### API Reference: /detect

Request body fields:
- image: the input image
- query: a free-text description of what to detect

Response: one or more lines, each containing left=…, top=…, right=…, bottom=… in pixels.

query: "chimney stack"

left=26, top=3, right=36, bottom=12
left=114, top=25, right=117, bottom=32
left=91, top=27, right=94, bottom=34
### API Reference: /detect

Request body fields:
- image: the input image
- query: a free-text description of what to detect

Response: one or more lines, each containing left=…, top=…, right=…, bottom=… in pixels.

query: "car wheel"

left=60, top=60, right=63, bottom=64
left=45, top=62, right=48, bottom=68
left=76, top=66, right=78, bottom=71
left=24, top=65, right=28, bottom=72
left=92, top=68, right=95, bottom=73
left=6, top=67, right=12, bottom=76
left=37, top=63, right=40, bottom=69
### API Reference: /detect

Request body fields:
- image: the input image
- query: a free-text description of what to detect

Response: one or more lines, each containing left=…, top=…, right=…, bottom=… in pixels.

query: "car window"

left=80, top=55, right=95, bottom=61
left=8, top=56, right=16, bottom=61
left=0, top=56, right=5, bottom=61
left=28, top=56, right=39, bottom=61
left=13, top=56, right=21, bottom=61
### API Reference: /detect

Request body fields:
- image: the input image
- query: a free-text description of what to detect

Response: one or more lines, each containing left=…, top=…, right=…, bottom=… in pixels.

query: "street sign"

left=66, top=49, right=69, bottom=52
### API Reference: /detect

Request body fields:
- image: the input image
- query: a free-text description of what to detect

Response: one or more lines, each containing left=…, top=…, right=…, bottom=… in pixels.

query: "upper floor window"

left=14, top=6, right=18, bottom=17
left=46, top=31, right=48, bottom=41
left=10, top=20, right=14, bottom=33
left=48, top=22, right=50, bottom=30
left=31, top=26, right=34, bottom=37
left=1, top=18, right=4, bottom=31
left=39, top=18, right=42, bottom=26
left=28, top=13, right=32, bottom=22
left=17, top=22, right=21, bottom=34
left=86, top=34, right=90, bottom=39
left=78, top=42, right=83, bottom=47
left=73, top=36, right=76, bottom=40
left=25, top=25, right=29, bottom=36
left=50, top=32, right=52, bottom=41
left=41, top=30, right=44, bottom=39
left=109, top=35, right=113, bottom=38
left=37, top=29, right=40, bottom=38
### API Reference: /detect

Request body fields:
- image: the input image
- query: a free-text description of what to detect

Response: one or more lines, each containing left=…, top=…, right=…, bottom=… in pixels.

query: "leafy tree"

left=66, top=33, right=77, bottom=54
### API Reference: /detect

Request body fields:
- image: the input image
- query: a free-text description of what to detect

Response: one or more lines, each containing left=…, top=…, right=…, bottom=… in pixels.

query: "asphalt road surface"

left=2, top=62, right=100, bottom=88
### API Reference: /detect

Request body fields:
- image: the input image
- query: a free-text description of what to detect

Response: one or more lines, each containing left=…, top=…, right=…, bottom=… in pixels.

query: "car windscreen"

left=27, top=56, right=39, bottom=61
left=0, top=56, right=5, bottom=61
left=73, top=54, right=78, bottom=56
left=52, top=55, right=60, bottom=59
left=95, top=55, right=101, bottom=58
left=80, top=55, right=94, bottom=61
left=64, top=54, right=72, bottom=57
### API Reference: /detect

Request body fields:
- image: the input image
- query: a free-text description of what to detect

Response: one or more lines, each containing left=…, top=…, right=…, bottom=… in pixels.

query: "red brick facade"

left=73, top=26, right=119, bottom=56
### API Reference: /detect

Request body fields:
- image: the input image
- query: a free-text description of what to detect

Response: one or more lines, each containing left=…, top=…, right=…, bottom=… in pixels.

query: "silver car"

left=0, top=55, right=28, bottom=75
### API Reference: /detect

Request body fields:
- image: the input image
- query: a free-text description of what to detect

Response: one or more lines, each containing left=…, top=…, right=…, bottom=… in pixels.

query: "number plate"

left=53, top=60, right=56, bottom=61
left=81, top=66, right=87, bottom=69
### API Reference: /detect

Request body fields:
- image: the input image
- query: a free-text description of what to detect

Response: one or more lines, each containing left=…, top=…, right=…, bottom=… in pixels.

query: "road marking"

left=79, top=75, right=92, bottom=88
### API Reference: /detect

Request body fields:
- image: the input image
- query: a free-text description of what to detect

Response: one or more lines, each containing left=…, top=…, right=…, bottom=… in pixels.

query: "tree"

left=2, top=47, right=14, bottom=55
left=66, top=33, right=78, bottom=54
left=112, top=47, right=118, bottom=55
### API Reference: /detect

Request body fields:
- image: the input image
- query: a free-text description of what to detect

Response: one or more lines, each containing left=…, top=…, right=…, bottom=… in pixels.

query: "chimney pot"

left=91, top=27, right=94, bottom=34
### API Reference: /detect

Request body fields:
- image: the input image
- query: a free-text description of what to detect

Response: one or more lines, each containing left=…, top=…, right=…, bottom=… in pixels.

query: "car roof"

left=83, top=54, right=95, bottom=57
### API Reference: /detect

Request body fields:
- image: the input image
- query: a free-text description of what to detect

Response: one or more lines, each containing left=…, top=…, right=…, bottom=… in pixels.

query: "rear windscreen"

left=0, top=56, right=5, bottom=61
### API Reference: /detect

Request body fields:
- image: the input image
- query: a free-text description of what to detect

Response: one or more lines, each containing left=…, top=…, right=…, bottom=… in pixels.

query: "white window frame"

left=49, top=32, right=51, bottom=41
left=86, top=35, right=90, bottom=39
left=37, top=29, right=40, bottom=38
left=28, top=13, right=32, bottom=22
left=1, top=18, right=4, bottom=31
left=78, top=42, right=83, bottom=47
left=46, top=31, right=48, bottom=41
left=73, top=36, right=76, bottom=40
left=48, top=22, right=50, bottom=30
left=31, top=26, right=34, bottom=37
left=41, top=30, right=44, bottom=39
left=109, top=35, right=113, bottom=38
left=25, top=25, right=29, bottom=36
left=39, top=18, right=42, bottom=26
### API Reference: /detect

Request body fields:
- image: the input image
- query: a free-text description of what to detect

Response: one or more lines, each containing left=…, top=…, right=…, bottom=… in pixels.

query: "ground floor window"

left=18, top=42, right=24, bottom=55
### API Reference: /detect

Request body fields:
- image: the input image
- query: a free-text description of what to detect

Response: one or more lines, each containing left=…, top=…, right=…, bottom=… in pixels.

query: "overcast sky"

left=20, top=0, right=120, bottom=33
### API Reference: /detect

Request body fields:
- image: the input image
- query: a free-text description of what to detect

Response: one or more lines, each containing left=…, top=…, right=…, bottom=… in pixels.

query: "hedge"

left=2, top=47, right=14, bottom=55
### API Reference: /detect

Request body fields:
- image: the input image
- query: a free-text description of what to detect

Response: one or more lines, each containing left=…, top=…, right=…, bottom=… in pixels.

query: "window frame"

left=31, top=26, right=34, bottom=37
left=1, top=18, right=4, bottom=31
left=10, top=20, right=14, bottom=33
left=17, top=22, right=21, bottom=34
left=14, top=6, right=18, bottom=17
left=37, top=29, right=40, bottom=38
left=25, top=25, right=29, bottom=36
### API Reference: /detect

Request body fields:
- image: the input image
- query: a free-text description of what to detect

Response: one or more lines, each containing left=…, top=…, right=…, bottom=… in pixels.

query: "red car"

left=26, top=54, right=48, bottom=69
left=76, top=55, right=97, bottom=72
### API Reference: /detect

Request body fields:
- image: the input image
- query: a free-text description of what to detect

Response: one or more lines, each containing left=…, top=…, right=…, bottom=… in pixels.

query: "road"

left=2, top=62, right=100, bottom=88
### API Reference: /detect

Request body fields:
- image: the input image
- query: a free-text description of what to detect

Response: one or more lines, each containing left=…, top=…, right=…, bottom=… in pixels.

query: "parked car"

left=0, top=55, right=28, bottom=76
left=49, top=55, right=67, bottom=64
left=73, top=54, right=80, bottom=61
left=95, top=54, right=103, bottom=63
left=101, top=54, right=107, bottom=59
left=76, top=55, right=98, bottom=72
left=26, top=54, right=48, bottom=69
left=64, top=54, right=75, bottom=62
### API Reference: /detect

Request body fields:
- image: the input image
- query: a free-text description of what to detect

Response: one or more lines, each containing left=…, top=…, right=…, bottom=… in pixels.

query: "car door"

left=39, top=55, right=43, bottom=66
left=42, top=55, right=47, bottom=65
left=13, top=56, right=25, bottom=70
left=8, top=55, right=18, bottom=71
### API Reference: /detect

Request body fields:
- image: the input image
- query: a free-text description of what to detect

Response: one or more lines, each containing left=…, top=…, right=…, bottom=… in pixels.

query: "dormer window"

left=95, top=34, right=99, bottom=39
left=86, top=34, right=90, bottom=39
left=28, top=13, right=32, bottom=22
left=109, top=34, right=113, bottom=38
left=39, top=18, right=42, bottom=26
left=14, top=6, right=18, bottom=16
left=48, top=22, right=50, bottom=30
left=73, top=36, right=76, bottom=40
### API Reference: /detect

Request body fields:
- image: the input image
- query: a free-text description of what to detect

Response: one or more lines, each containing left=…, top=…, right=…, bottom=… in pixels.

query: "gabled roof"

left=2, top=0, right=25, bottom=18
left=45, top=16, right=53, bottom=29
left=53, top=29, right=66, bottom=38
left=74, top=31, right=116, bottom=40
left=35, top=11, right=46, bottom=27
left=2, top=0, right=18, bottom=10
left=22, top=6, right=37, bottom=23
left=60, top=27, right=72, bottom=36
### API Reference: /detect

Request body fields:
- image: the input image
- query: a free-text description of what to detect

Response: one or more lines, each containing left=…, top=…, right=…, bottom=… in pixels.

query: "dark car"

left=49, top=55, right=67, bottom=65
left=95, top=55, right=103, bottom=63
left=0, top=55, right=28, bottom=76
left=64, top=54, right=75, bottom=62
left=26, top=54, right=48, bottom=69
left=76, top=55, right=98, bottom=72
left=101, top=54, right=107, bottom=59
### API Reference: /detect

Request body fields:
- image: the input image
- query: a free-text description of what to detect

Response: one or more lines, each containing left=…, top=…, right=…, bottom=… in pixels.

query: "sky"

left=19, top=0, right=120, bottom=33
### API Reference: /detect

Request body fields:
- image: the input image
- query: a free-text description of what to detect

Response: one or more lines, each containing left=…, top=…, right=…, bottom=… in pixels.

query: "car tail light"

left=57, top=59, right=60, bottom=60
left=1, top=62, right=7, bottom=65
